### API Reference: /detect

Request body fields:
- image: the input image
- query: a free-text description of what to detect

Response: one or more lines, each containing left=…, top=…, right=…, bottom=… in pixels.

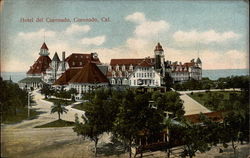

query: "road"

left=180, top=94, right=211, bottom=115
left=1, top=89, right=111, bottom=158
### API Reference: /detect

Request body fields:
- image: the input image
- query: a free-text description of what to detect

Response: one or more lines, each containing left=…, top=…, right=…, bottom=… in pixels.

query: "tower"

left=51, top=52, right=60, bottom=80
left=39, top=42, right=50, bottom=56
left=196, top=57, right=202, bottom=68
left=154, top=42, right=165, bottom=74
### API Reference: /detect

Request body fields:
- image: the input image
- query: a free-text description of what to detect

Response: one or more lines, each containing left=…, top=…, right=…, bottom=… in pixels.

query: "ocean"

left=1, top=69, right=249, bottom=83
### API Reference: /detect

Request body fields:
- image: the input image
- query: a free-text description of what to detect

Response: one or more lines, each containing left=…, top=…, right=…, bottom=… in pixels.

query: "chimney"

left=61, top=51, right=66, bottom=71
left=62, top=51, right=65, bottom=61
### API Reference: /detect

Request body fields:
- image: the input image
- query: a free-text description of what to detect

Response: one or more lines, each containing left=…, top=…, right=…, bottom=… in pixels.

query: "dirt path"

left=180, top=94, right=211, bottom=115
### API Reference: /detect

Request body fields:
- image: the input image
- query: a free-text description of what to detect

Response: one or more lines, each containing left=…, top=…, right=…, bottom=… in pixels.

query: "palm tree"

left=51, top=101, right=68, bottom=120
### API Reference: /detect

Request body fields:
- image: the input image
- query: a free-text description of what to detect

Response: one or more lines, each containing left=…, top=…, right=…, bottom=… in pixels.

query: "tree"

left=50, top=101, right=68, bottom=120
left=73, top=88, right=115, bottom=157
left=113, top=90, right=166, bottom=158
left=40, top=84, right=54, bottom=99
left=0, top=77, right=32, bottom=121
left=152, top=91, right=185, bottom=119
left=163, top=72, right=173, bottom=91
left=68, top=88, right=77, bottom=101
left=180, top=120, right=211, bottom=158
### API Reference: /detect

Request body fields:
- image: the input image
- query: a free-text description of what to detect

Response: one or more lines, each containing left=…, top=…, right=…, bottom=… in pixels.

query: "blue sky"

left=1, top=0, right=249, bottom=72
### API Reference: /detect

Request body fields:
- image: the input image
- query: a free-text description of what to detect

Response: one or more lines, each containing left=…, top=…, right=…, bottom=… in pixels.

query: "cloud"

left=126, top=12, right=169, bottom=38
left=201, top=50, right=248, bottom=69
left=65, top=24, right=91, bottom=35
left=18, top=28, right=56, bottom=40
left=125, top=12, right=146, bottom=24
left=81, top=36, right=106, bottom=46
left=165, top=48, right=248, bottom=70
left=173, top=30, right=240, bottom=44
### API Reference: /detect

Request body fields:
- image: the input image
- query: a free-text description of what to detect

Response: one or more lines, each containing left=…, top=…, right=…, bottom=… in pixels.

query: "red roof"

left=110, top=58, right=154, bottom=67
left=183, top=62, right=195, bottom=67
left=65, top=53, right=101, bottom=68
left=138, top=59, right=154, bottom=67
left=184, top=111, right=224, bottom=124
left=27, top=56, right=51, bottom=74
left=41, top=42, right=49, bottom=50
left=53, top=68, right=81, bottom=85
left=69, top=62, right=109, bottom=84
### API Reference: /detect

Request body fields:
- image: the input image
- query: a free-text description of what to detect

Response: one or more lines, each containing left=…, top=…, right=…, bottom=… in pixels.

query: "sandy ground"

left=180, top=94, right=211, bottom=115
left=1, top=89, right=249, bottom=158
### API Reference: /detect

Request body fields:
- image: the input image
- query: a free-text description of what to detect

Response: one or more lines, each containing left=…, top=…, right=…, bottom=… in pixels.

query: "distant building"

left=108, top=43, right=202, bottom=88
left=19, top=42, right=202, bottom=92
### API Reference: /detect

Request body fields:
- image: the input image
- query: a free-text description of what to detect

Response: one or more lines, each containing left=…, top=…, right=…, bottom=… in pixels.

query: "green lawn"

left=35, top=119, right=75, bottom=128
left=44, top=98, right=75, bottom=105
left=188, top=91, right=241, bottom=111
left=2, top=108, right=39, bottom=124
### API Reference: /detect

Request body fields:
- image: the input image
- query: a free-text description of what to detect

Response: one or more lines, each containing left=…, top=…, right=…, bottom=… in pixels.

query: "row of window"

left=131, top=79, right=159, bottom=86
left=72, top=62, right=83, bottom=66
left=137, top=67, right=151, bottom=71
left=134, top=72, right=155, bottom=78
left=110, top=65, right=134, bottom=72
left=110, top=78, right=128, bottom=85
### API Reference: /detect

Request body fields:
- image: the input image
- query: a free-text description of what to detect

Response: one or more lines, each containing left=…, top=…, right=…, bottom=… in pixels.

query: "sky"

left=0, top=0, right=249, bottom=72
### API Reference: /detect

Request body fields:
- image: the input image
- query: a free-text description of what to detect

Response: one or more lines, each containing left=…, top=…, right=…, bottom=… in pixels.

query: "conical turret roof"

left=196, top=57, right=202, bottom=64
left=52, top=52, right=60, bottom=61
left=41, top=42, right=49, bottom=50
left=154, top=42, right=164, bottom=51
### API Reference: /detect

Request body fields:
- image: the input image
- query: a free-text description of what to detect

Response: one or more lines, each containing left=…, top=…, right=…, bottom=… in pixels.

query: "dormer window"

left=129, top=64, right=133, bottom=71
left=122, top=65, right=126, bottom=71
left=112, top=71, right=116, bottom=77
left=125, top=71, right=128, bottom=77
left=108, top=65, right=112, bottom=72
left=115, top=64, right=119, bottom=71
left=119, top=71, right=122, bottom=77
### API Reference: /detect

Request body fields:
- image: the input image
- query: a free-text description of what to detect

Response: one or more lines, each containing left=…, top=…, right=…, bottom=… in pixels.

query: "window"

left=111, top=79, right=115, bottom=84
left=112, top=71, right=116, bottom=77
left=72, top=62, right=75, bottom=66
left=122, top=65, right=126, bottom=71
left=115, top=65, right=119, bottom=71
left=80, top=62, right=82, bottom=66
left=129, top=64, right=133, bottom=71
left=108, top=65, right=112, bottom=72
left=117, top=79, right=121, bottom=85
left=134, top=80, right=136, bottom=85
left=125, top=71, right=129, bottom=77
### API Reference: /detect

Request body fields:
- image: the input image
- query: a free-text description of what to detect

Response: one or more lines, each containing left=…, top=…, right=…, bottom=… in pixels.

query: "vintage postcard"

left=1, top=0, right=249, bottom=158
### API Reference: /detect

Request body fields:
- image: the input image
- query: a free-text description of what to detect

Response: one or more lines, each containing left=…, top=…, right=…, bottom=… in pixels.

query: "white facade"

left=128, top=66, right=162, bottom=87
